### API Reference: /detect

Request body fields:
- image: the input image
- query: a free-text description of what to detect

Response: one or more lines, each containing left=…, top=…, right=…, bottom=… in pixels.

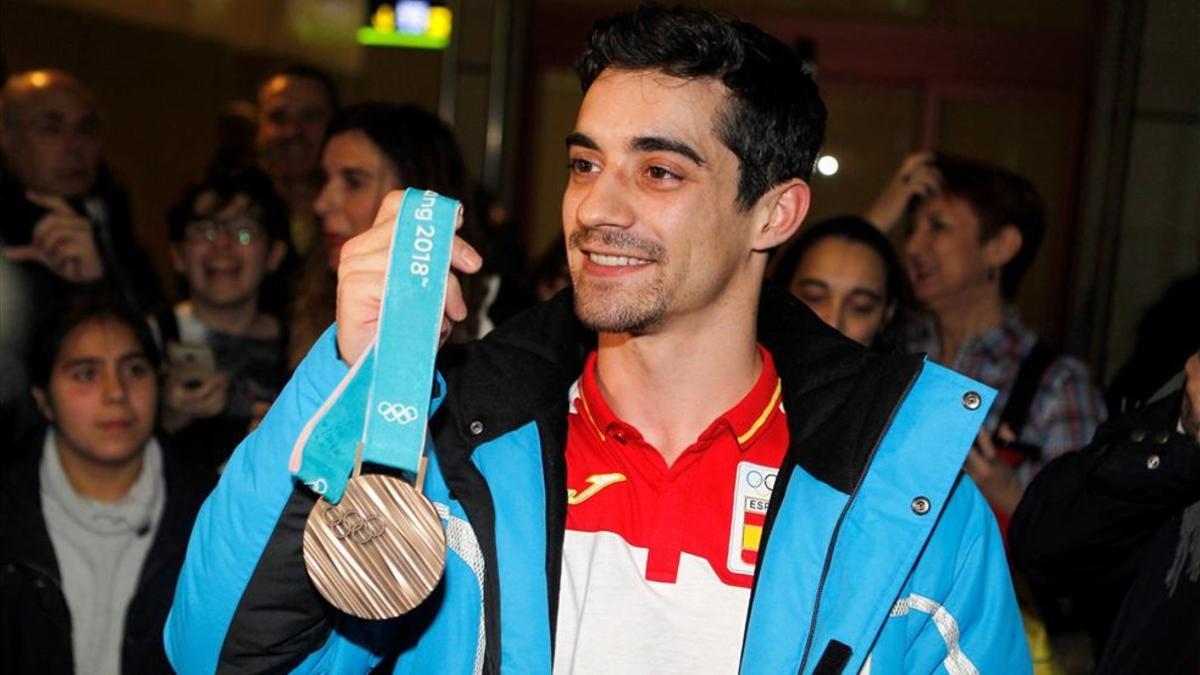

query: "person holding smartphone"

left=155, top=168, right=290, bottom=468
left=866, top=153, right=1107, bottom=520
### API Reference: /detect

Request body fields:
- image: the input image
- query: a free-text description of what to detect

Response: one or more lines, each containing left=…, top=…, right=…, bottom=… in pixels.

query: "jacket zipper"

left=796, top=368, right=920, bottom=674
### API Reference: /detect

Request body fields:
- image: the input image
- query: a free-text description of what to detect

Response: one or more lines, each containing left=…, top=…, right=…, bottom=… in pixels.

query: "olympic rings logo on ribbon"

left=377, top=401, right=419, bottom=424
left=323, top=506, right=387, bottom=544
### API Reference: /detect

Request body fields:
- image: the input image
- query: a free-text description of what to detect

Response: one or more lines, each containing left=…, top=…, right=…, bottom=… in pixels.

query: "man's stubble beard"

left=572, top=273, right=667, bottom=334
left=568, top=228, right=671, bottom=334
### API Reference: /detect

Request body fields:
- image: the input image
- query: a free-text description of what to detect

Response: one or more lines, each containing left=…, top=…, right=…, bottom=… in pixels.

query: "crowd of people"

left=0, top=5, right=1196, bottom=674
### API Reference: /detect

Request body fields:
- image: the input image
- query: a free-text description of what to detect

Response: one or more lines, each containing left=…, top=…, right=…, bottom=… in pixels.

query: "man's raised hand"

left=334, top=190, right=482, bottom=366
left=4, top=191, right=104, bottom=283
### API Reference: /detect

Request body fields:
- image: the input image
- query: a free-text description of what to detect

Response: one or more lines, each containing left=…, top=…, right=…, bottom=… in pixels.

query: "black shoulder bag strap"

left=992, top=340, right=1056, bottom=465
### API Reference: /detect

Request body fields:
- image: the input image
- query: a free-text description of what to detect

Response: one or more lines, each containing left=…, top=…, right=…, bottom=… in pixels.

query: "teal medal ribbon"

left=290, top=188, right=459, bottom=503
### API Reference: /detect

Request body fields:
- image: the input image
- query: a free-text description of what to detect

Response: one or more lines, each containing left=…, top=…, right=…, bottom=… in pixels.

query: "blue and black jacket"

left=165, top=287, right=1031, bottom=674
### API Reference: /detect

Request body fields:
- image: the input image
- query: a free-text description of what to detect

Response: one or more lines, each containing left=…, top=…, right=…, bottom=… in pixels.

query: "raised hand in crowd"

left=334, top=189, right=482, bottom=365
left=160, top=371, right=230, bottom=434
left=4, top=191, right=103, bottom=282
left=864, top=151, right=942, bottom=232
left=966, top=425, right=1025, bottom=517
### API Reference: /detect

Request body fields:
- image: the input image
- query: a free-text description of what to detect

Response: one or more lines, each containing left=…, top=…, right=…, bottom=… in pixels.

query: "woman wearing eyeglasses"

left=155, top=168, right=291, bottom=468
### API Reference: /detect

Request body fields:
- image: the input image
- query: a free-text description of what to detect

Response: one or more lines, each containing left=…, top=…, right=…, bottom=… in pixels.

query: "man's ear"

left=31, top=386, right=54, bottom=423
left=984, top=224, right=1023, bottom=268
left=266, top=240, right=287, bottom=273
left=169, top=243, right=186, bottom=274
left=752, top=179, right=811, bottom=252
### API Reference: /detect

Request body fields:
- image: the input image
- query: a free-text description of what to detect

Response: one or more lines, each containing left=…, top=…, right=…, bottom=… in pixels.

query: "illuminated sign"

left=357, top=1, right=453, bottom=50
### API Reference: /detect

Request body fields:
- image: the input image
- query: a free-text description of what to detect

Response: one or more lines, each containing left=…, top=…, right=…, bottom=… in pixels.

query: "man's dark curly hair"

left=575, top=4, right=826, bottom=211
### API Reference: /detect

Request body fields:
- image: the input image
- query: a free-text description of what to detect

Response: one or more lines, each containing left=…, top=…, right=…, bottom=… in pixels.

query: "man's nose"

left=279, top=118, right=303, bottom=137
left=573, top=170, right=635, bottom=230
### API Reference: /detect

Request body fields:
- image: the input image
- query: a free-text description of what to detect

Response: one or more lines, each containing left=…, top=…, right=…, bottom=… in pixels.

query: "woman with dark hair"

left=0, top=289, right=214, bottom=674
left=288, top=103, right=473, bottom=366
left=770, top=215, right=910, bottom=351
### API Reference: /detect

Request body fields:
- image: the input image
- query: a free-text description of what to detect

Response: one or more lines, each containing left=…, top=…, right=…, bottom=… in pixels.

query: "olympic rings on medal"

left=377, top=401, right=419, bottom=424
left=323, top=505, right=388, bottom=544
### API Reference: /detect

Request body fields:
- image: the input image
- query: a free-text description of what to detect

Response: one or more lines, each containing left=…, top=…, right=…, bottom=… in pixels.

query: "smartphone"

left=167, top=342, right=217, bottom=390
left=992, top=437, right=1043, bottom=468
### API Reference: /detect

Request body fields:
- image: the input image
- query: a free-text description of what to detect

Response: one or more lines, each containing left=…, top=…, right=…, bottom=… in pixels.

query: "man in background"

left=0, top=68, right=161, bottom=449
left=256, top=65, right=338, bottom=258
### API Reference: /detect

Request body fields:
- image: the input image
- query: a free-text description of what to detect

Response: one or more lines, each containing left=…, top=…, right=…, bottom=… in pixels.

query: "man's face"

left=257, top=75, right=333, bottom=181
left=562, top=69, right=756, bottom=334
left=1, top=82, right=101, bottom=197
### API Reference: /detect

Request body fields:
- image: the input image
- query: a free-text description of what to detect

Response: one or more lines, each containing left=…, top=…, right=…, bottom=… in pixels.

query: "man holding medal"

left=166, top=6, right=1030, bottom=674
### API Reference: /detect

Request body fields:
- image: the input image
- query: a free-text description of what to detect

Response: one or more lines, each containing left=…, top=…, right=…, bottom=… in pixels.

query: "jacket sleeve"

left=1009, top=391, right=1200, bottom=590
left=904, top=478, right=1032, bottom=674
left=164, top=327, right=397, bottom=674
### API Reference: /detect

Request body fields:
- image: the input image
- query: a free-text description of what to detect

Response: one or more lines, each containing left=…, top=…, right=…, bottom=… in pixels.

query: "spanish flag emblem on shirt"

left=741, top=504, right=767, bottom=564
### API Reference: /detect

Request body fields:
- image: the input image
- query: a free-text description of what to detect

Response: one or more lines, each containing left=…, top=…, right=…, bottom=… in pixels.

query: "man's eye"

left=647, top=166, right=680, bottom=181
left=567, top=158, right=596, bottom=174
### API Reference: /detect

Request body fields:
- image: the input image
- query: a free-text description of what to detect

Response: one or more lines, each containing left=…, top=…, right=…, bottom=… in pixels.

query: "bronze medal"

left=302, top=473, right=446, bottom=619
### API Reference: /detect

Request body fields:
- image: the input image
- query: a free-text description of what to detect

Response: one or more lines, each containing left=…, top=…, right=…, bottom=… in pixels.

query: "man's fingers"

left=25, top=190, right=76, bottom=215
left=32, top=213, right=90, bottom=251
left=4, top=245, right=44, bottom=264
left=444, top=274, right=467, bottom=322
left=370, top=190, right=410, bottom=230
left=451, top=236, right=482, bottom=274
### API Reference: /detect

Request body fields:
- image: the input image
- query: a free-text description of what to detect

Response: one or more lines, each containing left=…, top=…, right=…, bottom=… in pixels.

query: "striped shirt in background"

left=905, top=308, right=1107, bottom=487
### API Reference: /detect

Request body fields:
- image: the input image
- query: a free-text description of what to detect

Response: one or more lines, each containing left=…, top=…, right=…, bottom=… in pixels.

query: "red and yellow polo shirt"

left=553, top=346, right=788, bottom=674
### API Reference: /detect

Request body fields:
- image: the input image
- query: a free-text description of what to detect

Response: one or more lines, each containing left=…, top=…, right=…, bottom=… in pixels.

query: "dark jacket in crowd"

left=0, top=165, right=164, bottom=450
left=0, top=436, right=216, bottom=675
left=1106, top=272, right=1200, bottom=412
left=1009, top=388, right=1200, bottom=675
left=0, top=163, right=163, bottom=312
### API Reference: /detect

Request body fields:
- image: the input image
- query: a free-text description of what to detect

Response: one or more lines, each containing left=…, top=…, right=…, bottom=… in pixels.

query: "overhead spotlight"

left=817, top=155, right=839, bottom=177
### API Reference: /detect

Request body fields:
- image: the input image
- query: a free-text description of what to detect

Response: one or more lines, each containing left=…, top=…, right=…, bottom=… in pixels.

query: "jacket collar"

left=0, top=432, right=215, bottom=586
left=450, top=284, right=921, bottom=494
